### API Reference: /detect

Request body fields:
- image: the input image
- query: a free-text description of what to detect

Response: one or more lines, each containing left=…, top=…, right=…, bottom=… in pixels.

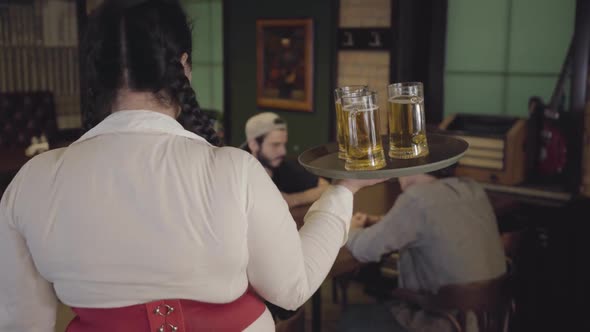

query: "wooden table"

left=482, top=182, right=571, bottom=208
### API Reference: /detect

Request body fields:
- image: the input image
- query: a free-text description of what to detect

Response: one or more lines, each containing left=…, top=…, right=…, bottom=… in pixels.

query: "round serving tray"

left=298, top=133, right=468, bottom=179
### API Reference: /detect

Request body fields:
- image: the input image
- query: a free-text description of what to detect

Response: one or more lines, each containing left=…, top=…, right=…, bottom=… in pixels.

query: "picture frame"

left=256, top=18, right=314, bottom=112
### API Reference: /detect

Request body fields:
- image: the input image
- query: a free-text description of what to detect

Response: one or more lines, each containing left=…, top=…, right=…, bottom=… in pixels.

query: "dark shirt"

left=271, top=159, right=319, bottom=193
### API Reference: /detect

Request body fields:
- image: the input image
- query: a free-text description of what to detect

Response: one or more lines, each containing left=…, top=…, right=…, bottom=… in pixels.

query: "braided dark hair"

left=82, top=0, right=221, bottom=146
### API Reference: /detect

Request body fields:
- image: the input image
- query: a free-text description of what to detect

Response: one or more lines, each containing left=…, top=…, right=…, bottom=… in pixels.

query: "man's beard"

left=256, top=151, right=282, bottom=170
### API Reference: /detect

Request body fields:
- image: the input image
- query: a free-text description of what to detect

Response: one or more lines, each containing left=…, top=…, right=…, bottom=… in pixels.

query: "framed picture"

left=256, top=18, right=314, bottom=112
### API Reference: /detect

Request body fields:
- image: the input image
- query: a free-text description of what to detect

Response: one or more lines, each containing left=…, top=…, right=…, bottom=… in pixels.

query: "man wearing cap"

left=242, top=112, right=329, bottom=208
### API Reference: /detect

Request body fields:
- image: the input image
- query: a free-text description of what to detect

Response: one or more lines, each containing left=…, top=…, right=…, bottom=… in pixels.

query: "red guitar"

left=530, top=42, right=572, bottom=177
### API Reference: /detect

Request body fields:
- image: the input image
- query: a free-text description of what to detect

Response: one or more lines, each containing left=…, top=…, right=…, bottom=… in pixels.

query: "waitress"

left=0, top=0, right=385, bottom=331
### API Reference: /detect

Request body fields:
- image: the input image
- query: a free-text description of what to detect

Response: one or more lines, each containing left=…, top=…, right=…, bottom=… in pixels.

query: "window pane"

left=444, top=74, right=504, bottom=116
left=508, top=0, right=575, bottom=73
left=446, top=0, right=510, bottom=72
left=505, top=76, right=557, bottom=117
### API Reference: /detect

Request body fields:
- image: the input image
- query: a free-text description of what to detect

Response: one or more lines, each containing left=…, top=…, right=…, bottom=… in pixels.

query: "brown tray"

left=298, top=133, right=468, bottom=179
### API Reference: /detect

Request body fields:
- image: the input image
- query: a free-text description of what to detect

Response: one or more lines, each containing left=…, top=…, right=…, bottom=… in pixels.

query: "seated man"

left=336, top=166, right=506, bottom=332
left=241, top=112, right=329, bottom=208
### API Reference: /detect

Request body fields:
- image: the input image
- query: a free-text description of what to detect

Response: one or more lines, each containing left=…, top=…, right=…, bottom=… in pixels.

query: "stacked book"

left=453, top=134, right=505, bottom=170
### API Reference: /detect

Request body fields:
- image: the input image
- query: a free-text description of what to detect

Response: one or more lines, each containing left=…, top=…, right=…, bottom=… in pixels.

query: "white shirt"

left=0, top=110, right=353, bottom=331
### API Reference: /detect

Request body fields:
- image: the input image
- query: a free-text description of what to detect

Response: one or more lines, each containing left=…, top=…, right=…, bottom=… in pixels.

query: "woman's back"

left=13, top=111, right=253, bottom=307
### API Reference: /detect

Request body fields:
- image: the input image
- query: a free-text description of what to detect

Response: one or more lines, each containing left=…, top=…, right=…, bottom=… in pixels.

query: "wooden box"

left=439, top=113, right=527, bottom=185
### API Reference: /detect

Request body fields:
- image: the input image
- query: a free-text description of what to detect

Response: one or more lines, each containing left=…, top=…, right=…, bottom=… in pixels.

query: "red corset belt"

left=66, top=291, right=266, bottom=332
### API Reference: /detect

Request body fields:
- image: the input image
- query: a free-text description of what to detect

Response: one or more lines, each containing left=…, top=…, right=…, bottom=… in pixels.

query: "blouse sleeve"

left=0, top=166, right=58, bottom=331
left=244, top=156, right=353, bottom=310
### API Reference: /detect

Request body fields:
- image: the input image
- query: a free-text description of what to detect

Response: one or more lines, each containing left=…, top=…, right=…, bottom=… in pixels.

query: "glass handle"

left=348, top=108, right=358, bottom=148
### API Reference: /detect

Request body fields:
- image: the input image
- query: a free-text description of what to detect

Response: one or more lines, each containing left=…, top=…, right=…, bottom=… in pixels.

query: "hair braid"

left=82, top=4, right=124, bottom=130
left=165, top=60, right=221, bottom=146
left=83, top=0, right=221, bottom=145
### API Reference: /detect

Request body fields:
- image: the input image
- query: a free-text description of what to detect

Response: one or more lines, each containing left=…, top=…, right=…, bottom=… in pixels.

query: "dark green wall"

left=226, top=0, right=335, bottom=154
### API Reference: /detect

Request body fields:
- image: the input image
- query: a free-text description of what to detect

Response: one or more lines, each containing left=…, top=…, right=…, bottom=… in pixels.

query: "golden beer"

left=387, top=95, right=429, bottom=159
left=387, top=82, right=429, bottom=159
left=343, top=104, right=386, bottom=171
left=334, top=85, right=368, bottom=160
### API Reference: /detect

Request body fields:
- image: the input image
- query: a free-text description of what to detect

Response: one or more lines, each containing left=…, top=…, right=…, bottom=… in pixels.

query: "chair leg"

left=332, top=278, right=339, bottom=304
left=339, top=279, right=349, bottom=308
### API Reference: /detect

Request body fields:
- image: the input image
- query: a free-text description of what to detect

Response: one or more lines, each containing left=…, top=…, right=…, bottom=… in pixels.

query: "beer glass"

left=334, top=85, right=368, bottom=159
left=387, top=82, right=429, bottom=159
left=341, top=91, right=386, bottom=171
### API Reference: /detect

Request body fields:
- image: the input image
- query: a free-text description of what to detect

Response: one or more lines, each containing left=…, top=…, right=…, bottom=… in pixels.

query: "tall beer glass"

left=334, top=85, right=368, bottom=159
left=341, top=91, right=386, bottom=171
left=387, top=82, right=429, bottom=159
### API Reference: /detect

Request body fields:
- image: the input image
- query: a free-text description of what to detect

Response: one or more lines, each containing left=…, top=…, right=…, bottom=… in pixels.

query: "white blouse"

left=0, top=110, right=353, bottom=331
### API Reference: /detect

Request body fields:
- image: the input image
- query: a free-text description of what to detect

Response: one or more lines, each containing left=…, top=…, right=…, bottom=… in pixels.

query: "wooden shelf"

left=482, top=182, right=571, bottom=207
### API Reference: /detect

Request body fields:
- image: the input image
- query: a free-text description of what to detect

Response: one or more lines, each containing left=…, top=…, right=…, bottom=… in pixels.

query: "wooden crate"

left=439, top=113, right=527, bottom=185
